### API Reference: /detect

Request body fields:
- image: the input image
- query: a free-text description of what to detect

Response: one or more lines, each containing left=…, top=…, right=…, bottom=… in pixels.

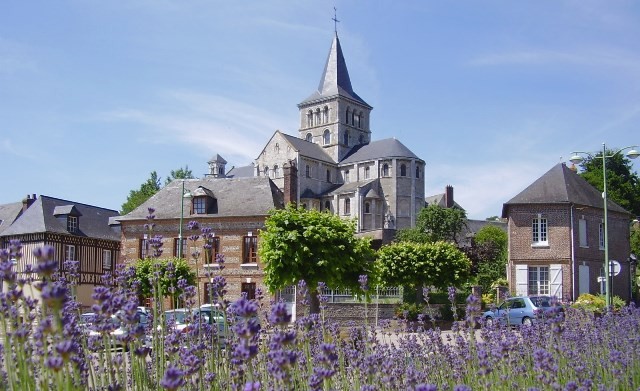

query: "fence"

left=320, top=286, right=403, bottom=303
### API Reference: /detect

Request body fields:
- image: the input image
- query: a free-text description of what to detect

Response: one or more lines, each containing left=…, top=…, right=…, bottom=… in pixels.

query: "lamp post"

left=178, top=180, right=193, bottom=260
left=570, top=143, right=639, bottom=308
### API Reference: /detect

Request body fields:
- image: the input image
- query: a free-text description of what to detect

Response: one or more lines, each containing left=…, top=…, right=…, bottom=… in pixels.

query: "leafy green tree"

left=464, top=225, right=508, bottom=294
left=259, top=205, right=375, bottom=313
left=577, top=149, right=640, bottom=216
left=132, top=257, right=196, bottom=307
left=121, top=171, right=162, bottom=214
left=165, top=165, right=194, bottom=185
left=395, top=204, right=467, bottom=244
left=376, top=241, right=471, bottom=291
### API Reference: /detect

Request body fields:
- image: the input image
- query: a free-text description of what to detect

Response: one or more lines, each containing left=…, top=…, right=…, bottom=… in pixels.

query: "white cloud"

left=0, top=138, right=36, bottom=159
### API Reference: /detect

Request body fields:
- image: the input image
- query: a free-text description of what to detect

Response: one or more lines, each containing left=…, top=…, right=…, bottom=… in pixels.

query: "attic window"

left=67, top=216, right=78, bottom=233
left=191, top=186, right=218, bottom=215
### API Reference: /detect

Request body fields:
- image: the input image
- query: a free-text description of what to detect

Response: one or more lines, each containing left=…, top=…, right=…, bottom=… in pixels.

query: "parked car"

left=83, top=308, right=150, bottom=349
left=163, top=308, right=190, bottom=332
left=482, top=296, right=561, bottom=327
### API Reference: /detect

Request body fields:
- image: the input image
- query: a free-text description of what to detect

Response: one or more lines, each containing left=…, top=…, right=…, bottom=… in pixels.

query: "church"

left=220, top=32, right=425, bottom=243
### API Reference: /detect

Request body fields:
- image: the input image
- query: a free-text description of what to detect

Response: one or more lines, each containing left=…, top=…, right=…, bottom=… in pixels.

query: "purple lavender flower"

left=187, top=220, right=199, bottom=230
left=415, top=385, right=438, bottom=391
left=243, top=381, right=260, bottom=391
left=358, top=274, right=369, bottom=292
left=45, top=355, right=64, bottom=372
left=268, top=301, right=291, bottom=326
left=160, top=366, right=185, bottom=391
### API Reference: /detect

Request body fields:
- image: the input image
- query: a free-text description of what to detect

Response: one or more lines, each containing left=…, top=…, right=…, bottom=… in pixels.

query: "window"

left=273, top=165, right=279, bottom=178
left=344, top=170, right=350, bottom=183
left=324, top=200, right=331, bottom=212
left=357, top=111, right=362, bottom=128
left=263, top=166, right=269, bottom=178
left=532, top=216, right=548, bottom=246
left=241, top=282, right=256, bottom=300
left=416, top=166, right=420, bottom=178
left=323, top=129, right=330, bottom=145
left=400, top=164, right=407, bottom=177
left=528, top=266, right=550, bottom=295
left=364, top=202, right=371, bottom=214
left=65, top=244, right=76, bottom=261
left=67, top=216, right=78, bottom=233
left=322, top=106, right=329, bottom=124
left=326, top=169, right=331, bottom=183
left=274, top=143, right=280, bottom=154
left=140, top=238, right=149, bottom=259
left=382, top=163, right=389, bottom=177
left=194, top=197, right=207, bottom=214
left=344, top=198, right=351, bottom=215
left=346, top=108, right=351, bottom=124
left=579, top=218, right=588, bottom=247
left=305, top=165, right=311, bottom=178
left=103, top=249, right=112, bottom=270
left=315, top=108, right=321, bottom=125
left=174, top=238, right=187, bottom=258
left=599, top=222, right=605, bottom=250
left=343, top=130, right=349, bottom=146
left=306, top=133, right=313, bottom=142
left=243, top=235, right=258, bottom=264
left=307, top=110, right=313, bottom=127
left=364, top=166, right=370, bottom=179
left=351, top=110, right=355, bottom=125
left=204, top=237, right=221, bottom=263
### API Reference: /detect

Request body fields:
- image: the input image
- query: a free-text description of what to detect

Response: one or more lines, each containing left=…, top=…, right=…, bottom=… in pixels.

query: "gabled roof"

left=117, top=176, right=283, bottom=221
left=208, top=154, right=227, bottom=164
left=280, top=132, right=335, bottom=164
left=425, top=194, right=464, bottom=210
left=226, top=164, right=255, bottom=178
left=0, top=202, right=23, bottom=235
left=340, top=138, right=421, bottom=164
left=502, top=163, right=630, bottom=217
left=299, top=33, right=370, bottom=108
left=325, top=179, right=379, bottom=197
left=0, top=196, right=120, bottom=240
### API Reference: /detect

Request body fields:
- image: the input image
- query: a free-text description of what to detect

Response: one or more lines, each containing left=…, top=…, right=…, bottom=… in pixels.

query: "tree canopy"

left=132, top=257, right=196, bottom=303
left=375, top=241, right=471, bottom=290
left=259, top=205, right=375, bottom=313
left=395, top=204, right=467, bottom=244
left=463, top=225, right=508, bottom=294
left=577, top=149, right=640, bottom=216
left=121, top=166, right=194, bottom=214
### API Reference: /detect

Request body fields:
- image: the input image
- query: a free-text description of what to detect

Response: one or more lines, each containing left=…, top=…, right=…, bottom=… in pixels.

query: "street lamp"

left=178, top=180, right=193, bottom=260
left=569, top=143, right=639, bottom=308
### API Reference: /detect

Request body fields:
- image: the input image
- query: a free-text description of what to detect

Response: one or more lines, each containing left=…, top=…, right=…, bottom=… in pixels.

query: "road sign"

left=609, top=260, right=621, bottom=276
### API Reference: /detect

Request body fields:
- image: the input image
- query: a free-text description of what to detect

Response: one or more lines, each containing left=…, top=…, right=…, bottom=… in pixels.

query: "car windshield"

left=166, top=311, right=188, bottom=325
left=530, top=296, right=551, bottom=307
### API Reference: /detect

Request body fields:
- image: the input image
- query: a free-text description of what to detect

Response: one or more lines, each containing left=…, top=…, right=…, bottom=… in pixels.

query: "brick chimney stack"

left=283, top=161, right=298, bottom=206
left=22, top=194, right=37, bottom=212
left=445, top=185, right=454, bottom=208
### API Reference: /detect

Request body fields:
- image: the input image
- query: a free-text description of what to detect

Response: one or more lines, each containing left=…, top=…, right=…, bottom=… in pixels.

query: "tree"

left=121, top=171, right=162, bottom=214
left=578, top=149, right=640, bottom=217
left=463, top=225, right=508, bottom=294
left=132, top=257, right=196, bottom=307
left=395, top=204, right=467, bottom=244
left=376, top=241, right=471, bottom=290
left=164, top=165, right=194, bottom=186
left=259, top=205, right=375, bottom=313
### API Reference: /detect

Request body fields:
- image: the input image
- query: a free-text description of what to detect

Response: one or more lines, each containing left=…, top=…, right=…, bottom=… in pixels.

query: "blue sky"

left=2, top=1, right=640, bottom=220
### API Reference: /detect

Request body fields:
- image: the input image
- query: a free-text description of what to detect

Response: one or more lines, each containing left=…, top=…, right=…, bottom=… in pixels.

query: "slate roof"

left=325, top=179, right=378, bottom=196
left=502, top=163, right=630, bottom=217
left=0, top=196, right=120, bottom=240
left=226, top=164, right=255, bottom=178
left=117, top=176, right=283, bottom=221
left=340, top=138, right=421, bottom=164
left=425, top=193, right=464, bottom=210
left=299, top=33, right=371, bottom=108
left=0, top=202, right=23, bottom=235
left=281, top=132, right=335, bottom=164
left=208, top=154, right=227, bottom=164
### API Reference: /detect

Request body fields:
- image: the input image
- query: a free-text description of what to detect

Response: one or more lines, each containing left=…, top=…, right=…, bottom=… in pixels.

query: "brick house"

left=502, top=163, right=633, bottom=302
left=0, top=194, right=121, bottom=308
left=115, top=176, right=284, bottom=307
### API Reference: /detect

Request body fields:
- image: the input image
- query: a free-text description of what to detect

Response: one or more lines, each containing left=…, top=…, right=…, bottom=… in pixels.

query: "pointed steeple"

left=300, top=33, right=370, bottom=107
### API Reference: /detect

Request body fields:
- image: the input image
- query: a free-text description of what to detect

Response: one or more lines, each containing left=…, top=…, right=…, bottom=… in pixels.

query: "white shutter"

left=550, top=264, right=563, bottom=299
left=515, top=264, right=528, bottom=296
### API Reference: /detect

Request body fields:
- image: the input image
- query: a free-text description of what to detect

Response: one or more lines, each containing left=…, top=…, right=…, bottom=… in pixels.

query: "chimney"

left=445, top=185, right=454, bottom=208
left=22, top=194, right=37, bottom=212
left=283, top=161, right=298, bottom=206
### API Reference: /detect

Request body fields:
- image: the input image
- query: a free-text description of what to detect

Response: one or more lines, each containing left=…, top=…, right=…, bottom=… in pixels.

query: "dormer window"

left=191, top=186, right=218, bottom=215
left=194, top=197, right=207, bottom=214
left=67, top=216, right=78, bottom=233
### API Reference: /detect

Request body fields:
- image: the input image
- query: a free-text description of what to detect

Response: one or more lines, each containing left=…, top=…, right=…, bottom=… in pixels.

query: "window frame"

left=67, top=215, right=78, bottom=233
left=241, top=282, right=257, bottom=300
left=174, top=237, right=188, bottom=258
left=65, top=244, right=76, bottom=262
left=242, top=235, right=258, bottom=264
left=193, top=197, right=207, bottom=214
left=204, top=236, right=221, bottom=264
left=140, top=237, right=150, bottom=259
left=400, top=164, right=407, bottom=177
left=344, top=198, right=351, bottom=215
left=382, top=163, right=389, bottom=177
left=528, top=266, right=550, bottom=295
left=364, top=166, right=370, bottom=179
left=103, top=249, right=112, bottom=271
left=532, top=215, right=548, bottom=246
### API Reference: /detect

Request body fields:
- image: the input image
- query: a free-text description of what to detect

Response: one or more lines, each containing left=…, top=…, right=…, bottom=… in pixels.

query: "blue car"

left=482, top=296, right=560, bottom=327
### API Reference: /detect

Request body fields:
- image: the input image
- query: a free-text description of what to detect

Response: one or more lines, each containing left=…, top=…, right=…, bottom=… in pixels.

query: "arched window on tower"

left=306, top=133, right=313, bottom=142
left=326, top=169, right=331, bottom=183
left=358, top=111, right=363, bottom=128
left=346, top=108, right=351, bottom=125
left=351, top=110, right=355, bottom=126
left=343, top=130, right=349, bottom=146
left=400, top=164, right=407, bottom=177
left=364, top=166, right=370, bottom=179
left=323, top=129, right=330, bottom=145
left=307, top=110, right=313, bottom=128
left=322, top=106, right=329, bottom=123
left=416, top=166, right=420, bottom=178
left=315, top=108, right=321, bottom=126
left=382, top=163, right=389, bottom=177
left=264, top=166, right=269, bottom=177
left=273, top=165, right=279, bottom=178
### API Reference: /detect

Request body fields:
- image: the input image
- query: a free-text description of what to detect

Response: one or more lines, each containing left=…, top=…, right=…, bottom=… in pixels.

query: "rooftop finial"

left=332, top=7, right=340, bottom=35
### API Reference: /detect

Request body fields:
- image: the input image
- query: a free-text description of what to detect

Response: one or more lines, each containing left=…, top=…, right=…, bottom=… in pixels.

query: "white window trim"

left=532, top=214, right=549, bottom=247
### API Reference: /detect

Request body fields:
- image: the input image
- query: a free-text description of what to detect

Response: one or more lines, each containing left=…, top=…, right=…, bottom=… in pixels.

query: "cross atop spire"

left=332, top=7, right=340, bottom=34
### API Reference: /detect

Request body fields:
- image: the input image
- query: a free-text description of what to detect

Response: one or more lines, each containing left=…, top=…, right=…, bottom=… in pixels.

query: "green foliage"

left=631, top=224, right=640, bottom=260
left=578, top=149, right=640, bottom=216
left=132, top=257, right=196, bottom=299
left=395, top=204, right=467, bottom=244
left=572, top=293, right=625, bottom=312
left=121, top=171, right=162, bottom=214
left=396, top=302, right=425, bottom=321
left=259, top=204, right=375, bottom=295
left=376, top=241, right=471, bottom=290
left=164, top=165, right=194, bottom=185
left=463, top=225, right=508, bottom=295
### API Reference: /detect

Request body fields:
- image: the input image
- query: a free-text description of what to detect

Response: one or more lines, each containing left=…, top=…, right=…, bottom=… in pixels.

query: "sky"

left=1, top=1, right=640, bottom=220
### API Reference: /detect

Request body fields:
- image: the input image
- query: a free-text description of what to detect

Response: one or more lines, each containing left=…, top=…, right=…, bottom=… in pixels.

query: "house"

left=115, top=176, right=284, bottom=306
left=502, top=163, right=633, bottom=302
left=0, top=194, right=121, bottom=308
left=229, top=32, right=425, bottom=244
